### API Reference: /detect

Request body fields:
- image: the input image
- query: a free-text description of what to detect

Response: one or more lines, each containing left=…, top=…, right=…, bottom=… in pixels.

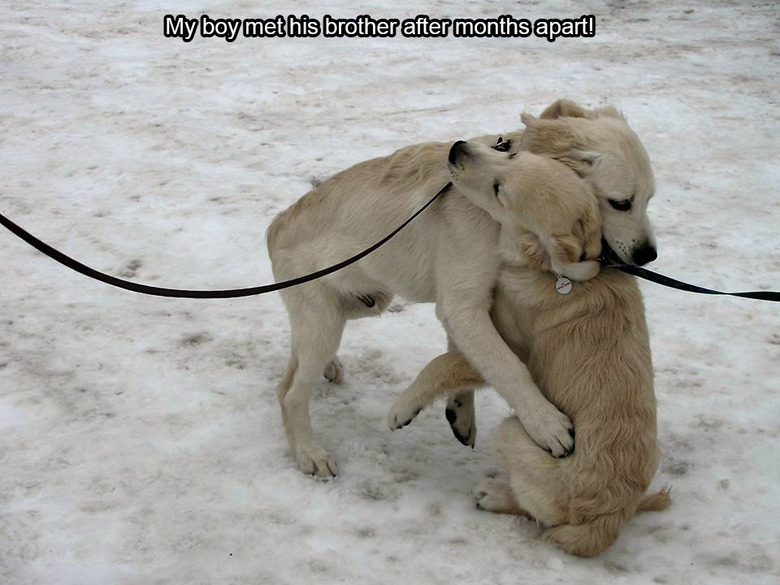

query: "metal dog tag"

left=555, top=276, right=572, bottom=295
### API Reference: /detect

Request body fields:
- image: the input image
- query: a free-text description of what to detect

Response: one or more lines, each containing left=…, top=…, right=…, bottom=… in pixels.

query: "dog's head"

left=448, top=140, right=601, bottom=281
left=521, top=99, right=657, bottom=266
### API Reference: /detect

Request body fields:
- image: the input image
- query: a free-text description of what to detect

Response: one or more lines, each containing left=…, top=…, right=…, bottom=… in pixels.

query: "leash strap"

left=0, top=182, right=451, bottom=299
left=614, top=263, right=780, bottom=302
left=1, top=184, right=777, bottom=303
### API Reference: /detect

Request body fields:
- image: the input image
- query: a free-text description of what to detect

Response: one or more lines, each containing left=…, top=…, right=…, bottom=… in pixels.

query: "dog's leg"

left=280, top=287, right=346, bottom=478
left=388, top=351, right=484, bottom=436
left=444, top=337, right=478, bottom=447
left=492, top=417, right=568, bottom=526
left=445, top=391, right=477, bottom=447
left=440, top=291, right=574, bottom=457
left=473, top=478, right=532, bottom=517
left=323, top=356, right=344, bottom=384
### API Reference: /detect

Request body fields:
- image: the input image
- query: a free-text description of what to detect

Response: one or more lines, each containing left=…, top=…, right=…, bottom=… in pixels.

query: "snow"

left=1, top=1, right=778, bottom=583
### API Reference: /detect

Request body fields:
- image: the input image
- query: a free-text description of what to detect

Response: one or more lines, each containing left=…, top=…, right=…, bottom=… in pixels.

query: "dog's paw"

left=521, top=402, right=574, bottom=458
left=295, top=445, right=338, bottom=478
left=566, top=259, right=601, bottom=282
left=323, top=357, right=344, bottom=384
left=387, top=395, right=422, bottom=431
left=473, top=478, right=514, bottom=513
left=474, top=478, right=534, bottom=518
left=445, top=394, right=476, bottom=448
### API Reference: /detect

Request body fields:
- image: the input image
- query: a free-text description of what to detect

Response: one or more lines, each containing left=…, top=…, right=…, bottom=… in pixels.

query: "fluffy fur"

left=267, top=137, right=598, bottom=476
left=388, top=161, right=669, bottom=556
left=443, top=99, right=659, bottom=448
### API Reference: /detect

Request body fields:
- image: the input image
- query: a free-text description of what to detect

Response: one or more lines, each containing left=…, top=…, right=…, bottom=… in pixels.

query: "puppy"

left=443, top=99, right=659, bottom=448
left=267, top=140, right=596, bottom=476
left=388, top=149, right=668, bottom=557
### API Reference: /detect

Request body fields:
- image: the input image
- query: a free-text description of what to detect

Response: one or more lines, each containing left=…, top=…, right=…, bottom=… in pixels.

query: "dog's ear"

left=520, top=115, right=601, bottom=176
left=591, top=105, right=625, bottom=120
left=555, top=149, right=601, bottom=176
left=540, top=99, right=595, bottom=120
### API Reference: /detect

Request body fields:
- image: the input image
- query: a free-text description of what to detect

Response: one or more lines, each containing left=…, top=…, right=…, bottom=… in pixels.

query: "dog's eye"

left=608, top=199, right=632, bottom=212
left=493, top=181, right=501, bottom=196
left=492, top=137, right=512, bottom=152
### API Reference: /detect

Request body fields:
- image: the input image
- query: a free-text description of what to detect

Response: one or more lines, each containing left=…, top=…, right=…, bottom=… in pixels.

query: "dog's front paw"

left=445, top=393, right=476, bottom=448
left=387, top=395, right=422, bottom=431
left=295, top=444, right=338, bottom=478
left=521, top=402, right=574, bottom=458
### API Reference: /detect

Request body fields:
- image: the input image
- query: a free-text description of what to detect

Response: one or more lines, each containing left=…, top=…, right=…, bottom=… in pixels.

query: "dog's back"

left=492, top=267, right=668, bottom=556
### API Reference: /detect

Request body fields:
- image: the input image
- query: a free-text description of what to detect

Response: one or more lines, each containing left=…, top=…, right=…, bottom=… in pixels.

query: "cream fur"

left=267, top=138, right=597, bottom=476
left=444, top=99, right=659, bottom=448
left=388, top=183, right=669, bottom=557
left=521, top=99, right=657, bottom=264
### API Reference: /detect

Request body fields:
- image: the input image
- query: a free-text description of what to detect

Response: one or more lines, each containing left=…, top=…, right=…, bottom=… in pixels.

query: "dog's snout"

left=448, top=141, right=468, bottom=164
left=632, top=245, right=657, bottom=266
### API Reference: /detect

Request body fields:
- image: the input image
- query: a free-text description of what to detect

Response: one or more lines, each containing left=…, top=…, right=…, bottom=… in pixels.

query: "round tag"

left=555, top=276, right=572, bottom=295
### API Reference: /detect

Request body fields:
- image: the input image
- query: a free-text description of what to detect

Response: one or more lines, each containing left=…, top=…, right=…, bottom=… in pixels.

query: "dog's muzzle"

left=599, top=238, right=658, bottom=267
left=632, top=244, right=658, bottom=266
left=598, top=238, right=623, bottom=266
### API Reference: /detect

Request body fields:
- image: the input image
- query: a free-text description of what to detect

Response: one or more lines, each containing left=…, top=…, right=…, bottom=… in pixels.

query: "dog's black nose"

left=632, top=245, right=657, bottom=266
left=448, top=141, right=468, bottom=164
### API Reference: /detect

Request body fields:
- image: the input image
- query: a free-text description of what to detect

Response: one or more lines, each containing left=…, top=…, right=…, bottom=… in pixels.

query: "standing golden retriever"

left=267, top=99, right=658, bottom=477
left=266, top=136, right=600, bottom=476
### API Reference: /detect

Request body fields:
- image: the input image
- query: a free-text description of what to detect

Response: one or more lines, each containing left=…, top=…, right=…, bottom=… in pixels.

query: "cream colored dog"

left=388, top=149, right=669, bottom=556
left=267, top=99, right=657, bottom=477
left=267, top=137, right=599, bottom=476
left=442, top=99, right=659, bottom=449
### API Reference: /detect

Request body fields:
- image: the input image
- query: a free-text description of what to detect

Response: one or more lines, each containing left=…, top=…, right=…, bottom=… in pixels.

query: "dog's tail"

left=637, top=486, right=672, bottom=512
left=544, top=513, right=624, bottom=558
left=545, top=488, right=672, bottom=557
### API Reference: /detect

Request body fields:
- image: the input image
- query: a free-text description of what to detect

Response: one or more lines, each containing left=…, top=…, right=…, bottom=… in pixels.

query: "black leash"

left=609, top=263, right=780, bottom=302
left=0, top=183, right=451, bottom=299
left=0, top=182, right=777, bottom=302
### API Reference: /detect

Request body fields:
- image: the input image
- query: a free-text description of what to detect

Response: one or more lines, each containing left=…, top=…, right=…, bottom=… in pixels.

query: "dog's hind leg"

left=491, top=417, right=569, bottom=526
left=279, top=285, right=346, bottom=478
left=321, top=290, right=391, bottom=385
left=323, top=356, right=344, bottom=383
left=473, top=478, right=533, bottom=518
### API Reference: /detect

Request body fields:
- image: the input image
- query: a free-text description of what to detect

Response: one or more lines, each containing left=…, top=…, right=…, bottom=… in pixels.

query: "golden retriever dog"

left=267, top=136, right=600, bottom=476
left=442, top=99, right=659, bottom=451
left=387, top=147, right=669, bottom=557
left=266, top=99, right=657, bottom=477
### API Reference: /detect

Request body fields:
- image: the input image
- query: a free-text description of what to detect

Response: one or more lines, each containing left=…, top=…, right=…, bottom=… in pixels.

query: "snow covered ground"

left=1, top=0, right=778, bottom=583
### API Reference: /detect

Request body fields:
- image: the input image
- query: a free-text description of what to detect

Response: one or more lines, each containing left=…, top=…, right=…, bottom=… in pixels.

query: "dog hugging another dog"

left=266, top=99, right=669, bottom=557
